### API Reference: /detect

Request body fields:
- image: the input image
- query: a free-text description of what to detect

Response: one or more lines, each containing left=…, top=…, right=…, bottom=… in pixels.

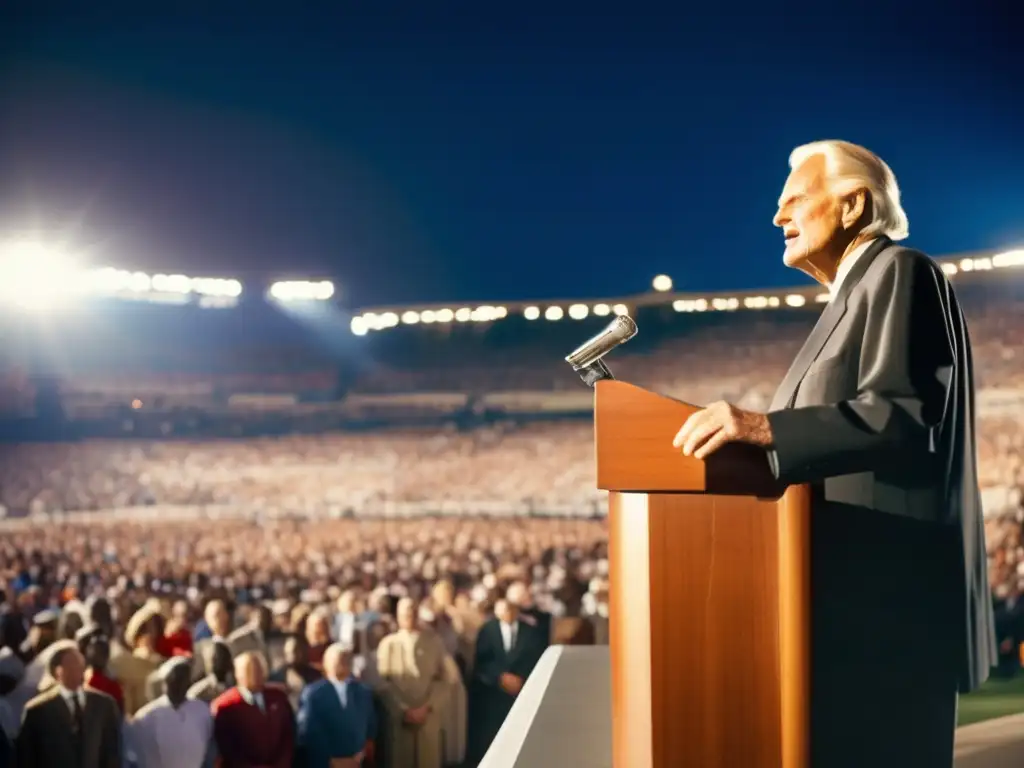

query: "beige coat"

left=376, top=628, right=448, bottom=768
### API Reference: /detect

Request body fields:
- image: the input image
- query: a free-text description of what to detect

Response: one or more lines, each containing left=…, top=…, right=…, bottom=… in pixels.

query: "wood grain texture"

left=597, top=380, right=809, bottom=768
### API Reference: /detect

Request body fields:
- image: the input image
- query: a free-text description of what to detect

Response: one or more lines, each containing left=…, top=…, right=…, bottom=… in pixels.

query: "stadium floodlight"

left=568, top=303, right=589, bottom=320
left=435, top=308, right=454, bottom=323
left=544, top=306, right=564, bottom=321
left=454, top=307, right=472, bottom=322
left=350, top=316, right=369, bottom=335
left=993, top=249, right=1024, bottom=268
left=0, top=239, right=86, bottom=311
left=592, top=303, right=611, bottom=316
left=268, top=280, right=335, bottom=302
left=401, top=311, right=421, bottom=324
left=523, top=306, right=541, bottom=320
left=652, top=274, right=673, bottom=292
left=612, top=303, right=629, bottom=316
left=785, top=294, right=807, bottom=307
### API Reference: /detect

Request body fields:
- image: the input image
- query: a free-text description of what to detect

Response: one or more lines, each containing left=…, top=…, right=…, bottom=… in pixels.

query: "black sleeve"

left=102, top=700, right=121, bottom=768
left=766, top=252, right=952, bottom=485
left=15, top=708, right=37, bottom=768
left=473, top=626, right=502, bottom=687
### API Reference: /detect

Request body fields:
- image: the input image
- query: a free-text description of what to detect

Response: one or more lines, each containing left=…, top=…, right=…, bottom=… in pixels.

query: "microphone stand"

left=573, top=358, right=614, bottom=387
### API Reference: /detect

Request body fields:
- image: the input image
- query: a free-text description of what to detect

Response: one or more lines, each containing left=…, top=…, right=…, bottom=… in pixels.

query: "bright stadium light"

left=268, top=280, right=335, bottom=302
left=592, top=303, right=611, bottom=316
left=544, top=306, right=564, bottom=321
left=993, top=249, right=1024, bottom=268
left=568, top=303, right=589, bottom=319
left=523, top=306, right=541, bottom=320
left=0, top=239, right=86, bottom=311
left=652, top=274, right=673, bottom=292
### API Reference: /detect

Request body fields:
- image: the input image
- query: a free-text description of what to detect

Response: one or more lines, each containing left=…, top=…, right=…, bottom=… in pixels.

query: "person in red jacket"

left=212, top=650, right=295, bottom=768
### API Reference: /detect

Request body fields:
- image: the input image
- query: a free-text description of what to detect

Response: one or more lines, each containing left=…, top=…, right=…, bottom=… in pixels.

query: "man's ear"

left=840, top=189, right=868, bottom=231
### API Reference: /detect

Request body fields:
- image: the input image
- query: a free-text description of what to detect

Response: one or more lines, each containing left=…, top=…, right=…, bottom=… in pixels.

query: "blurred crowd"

left=0, top=517, right=606, bottom=766
left=1, top=272, right=1023, bottom=765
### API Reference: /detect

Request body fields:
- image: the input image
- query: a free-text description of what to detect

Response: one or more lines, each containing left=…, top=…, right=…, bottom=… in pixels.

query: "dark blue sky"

left=1, top=4, right=1021, bottom=307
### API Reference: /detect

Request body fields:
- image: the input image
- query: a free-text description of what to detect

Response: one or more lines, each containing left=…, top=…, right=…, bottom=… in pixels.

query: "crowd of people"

left=0, top=270, right=1022, bottom=765
left=0, top=516, right=607, bottom=766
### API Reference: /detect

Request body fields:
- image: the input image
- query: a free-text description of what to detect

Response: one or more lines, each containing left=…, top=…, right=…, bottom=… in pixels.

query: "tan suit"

left=439, top=655, right=467, bottom=766
left=112, top=649, right=163, bottom=716
left=376, top=628, right=448, bottom=768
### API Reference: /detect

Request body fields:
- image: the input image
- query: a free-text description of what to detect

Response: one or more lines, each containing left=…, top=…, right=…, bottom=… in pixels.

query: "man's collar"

left=58, top=685, right=83, bottom=701
left=829, top=237, right=879, bottom=298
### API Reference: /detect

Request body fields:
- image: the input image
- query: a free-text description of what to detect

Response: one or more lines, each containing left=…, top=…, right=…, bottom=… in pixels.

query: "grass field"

left=958, top=675, right=1024, bottom=727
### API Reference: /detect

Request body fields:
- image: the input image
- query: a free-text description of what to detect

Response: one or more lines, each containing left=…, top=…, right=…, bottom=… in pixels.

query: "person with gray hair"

left=672, top=140, right=995, bottom=767
left=297, top=642, right=377, bottom=767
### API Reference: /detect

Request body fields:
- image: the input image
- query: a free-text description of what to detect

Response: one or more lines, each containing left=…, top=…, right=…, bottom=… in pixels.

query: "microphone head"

left=564, top=314, right=638, bottom=369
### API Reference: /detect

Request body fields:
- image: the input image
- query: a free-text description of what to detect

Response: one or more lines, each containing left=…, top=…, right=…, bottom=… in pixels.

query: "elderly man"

left=467, top=598, right=545, bottom=763
left=672, top=139, right=996, bottom=767
left=297, top=644, right=376, bottom=768
left=212, top=651, right=294, bottom=768
left=129, top=657, right=214, bottom=768
left=376, top=598, right=448, bottom=768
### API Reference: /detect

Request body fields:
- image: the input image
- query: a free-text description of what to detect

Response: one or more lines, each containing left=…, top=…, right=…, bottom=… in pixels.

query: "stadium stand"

left=0, top=252, right=1022, bottom=765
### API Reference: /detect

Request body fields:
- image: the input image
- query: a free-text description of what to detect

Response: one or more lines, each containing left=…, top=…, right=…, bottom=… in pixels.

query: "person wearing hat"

left=128, top=657, right=213, bottom=768
left=119, top=605, right=166, bottom=716
left=14, top=639, right=120, bottom=768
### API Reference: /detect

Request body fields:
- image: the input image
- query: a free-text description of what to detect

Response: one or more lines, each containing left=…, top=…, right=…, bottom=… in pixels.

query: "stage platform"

left=478, top=645, right=1024, bottom=768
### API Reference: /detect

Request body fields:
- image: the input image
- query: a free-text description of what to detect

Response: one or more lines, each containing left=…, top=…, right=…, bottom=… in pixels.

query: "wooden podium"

left=596, top=380, right=811, bottom=768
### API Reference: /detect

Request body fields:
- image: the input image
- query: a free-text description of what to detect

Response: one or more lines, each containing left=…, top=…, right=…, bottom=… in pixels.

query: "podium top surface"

left=593, top=380, right=781, bottom=497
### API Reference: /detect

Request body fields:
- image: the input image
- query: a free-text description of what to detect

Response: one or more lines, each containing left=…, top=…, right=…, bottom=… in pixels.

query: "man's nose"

left=772, top=209, right=787, bottom=228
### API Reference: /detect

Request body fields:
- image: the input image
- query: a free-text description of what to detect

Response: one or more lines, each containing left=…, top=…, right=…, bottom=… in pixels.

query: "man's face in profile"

left=774, top=154, right=842, bottom=270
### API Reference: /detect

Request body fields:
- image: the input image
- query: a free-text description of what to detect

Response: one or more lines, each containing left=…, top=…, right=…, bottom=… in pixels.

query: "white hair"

left=788, top=140, right=909, bottom=241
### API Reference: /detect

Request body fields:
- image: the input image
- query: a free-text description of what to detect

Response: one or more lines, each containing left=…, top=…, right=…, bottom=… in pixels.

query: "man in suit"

left=297, top=644, right=376, bottom=768
left=15, top=640, right=120, bottom=768
left=193, top=600, right=232, bottom=683
left=229, top=604, right=281, bottom=669
left=187, top=639, right=234, bottom=704
left=269, top=635, right=322, bottom=712
left=505, top=581, right=552, bottom=647
left=212, top=651, right=294, bottom=768
left=467, top=598, right=545, bottom=763
left=672, top=139, right=996, bottom=767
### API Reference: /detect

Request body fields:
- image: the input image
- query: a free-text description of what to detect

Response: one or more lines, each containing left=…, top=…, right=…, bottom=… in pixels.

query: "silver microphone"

left=565, top=315, right=638, bottom=370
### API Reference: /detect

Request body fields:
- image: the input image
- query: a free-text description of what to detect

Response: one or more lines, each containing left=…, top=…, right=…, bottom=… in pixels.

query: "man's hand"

left=403, top=705, right=429, bottom=724
left=672, top=401, right=773, bottom=460
left=499, top=673, right=523, bottom=696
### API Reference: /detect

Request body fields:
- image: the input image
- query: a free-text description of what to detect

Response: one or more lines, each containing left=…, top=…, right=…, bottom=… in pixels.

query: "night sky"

left=1, top=4, right=1022, bottom=309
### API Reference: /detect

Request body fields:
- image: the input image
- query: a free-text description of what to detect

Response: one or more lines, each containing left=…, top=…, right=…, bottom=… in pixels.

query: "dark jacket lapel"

left=771, top=237, right=891, bottom=410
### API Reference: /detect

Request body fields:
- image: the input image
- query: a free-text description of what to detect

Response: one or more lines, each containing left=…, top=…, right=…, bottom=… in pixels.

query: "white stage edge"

left=478, top=645, right=1023, bottom=768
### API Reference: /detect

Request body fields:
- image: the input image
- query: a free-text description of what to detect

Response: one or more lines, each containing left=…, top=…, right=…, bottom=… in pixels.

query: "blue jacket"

left=297, top=678, right=376, bottom=768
